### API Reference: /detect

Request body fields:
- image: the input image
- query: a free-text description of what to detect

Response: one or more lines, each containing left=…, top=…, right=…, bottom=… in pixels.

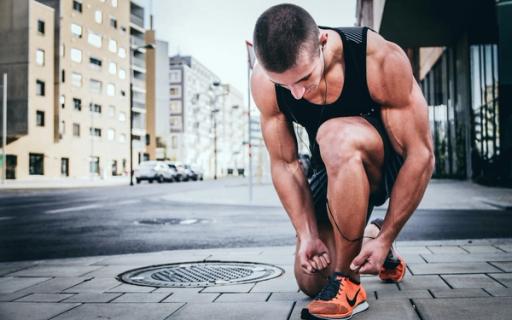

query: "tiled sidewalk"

left=1, top=239, right=512, bottom=320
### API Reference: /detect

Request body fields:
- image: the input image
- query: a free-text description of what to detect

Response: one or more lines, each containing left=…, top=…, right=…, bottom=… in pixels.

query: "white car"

left=135, top=161, right=174, bottom=184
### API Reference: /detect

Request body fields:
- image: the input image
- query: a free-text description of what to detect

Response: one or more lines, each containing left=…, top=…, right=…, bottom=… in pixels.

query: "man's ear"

left=319, top=31, right=328, bottom=47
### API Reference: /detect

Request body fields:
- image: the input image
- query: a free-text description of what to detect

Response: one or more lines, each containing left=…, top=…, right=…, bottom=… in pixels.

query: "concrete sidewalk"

left=1, top=239, right=512, bottom=320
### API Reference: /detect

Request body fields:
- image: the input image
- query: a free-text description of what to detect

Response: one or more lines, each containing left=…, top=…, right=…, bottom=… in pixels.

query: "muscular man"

left=251, top=4, right=434, bottom=319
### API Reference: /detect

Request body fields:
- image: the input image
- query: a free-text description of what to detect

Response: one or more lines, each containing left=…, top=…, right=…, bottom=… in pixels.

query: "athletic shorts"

left=308, top=114, right=404, bottom=223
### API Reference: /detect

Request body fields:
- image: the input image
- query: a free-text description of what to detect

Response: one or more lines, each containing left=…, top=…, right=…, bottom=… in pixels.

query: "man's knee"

left=316, top=120, right=364, bottom=173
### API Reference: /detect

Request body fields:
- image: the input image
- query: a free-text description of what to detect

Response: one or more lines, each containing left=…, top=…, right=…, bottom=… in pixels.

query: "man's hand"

left=350, top=238, right=390, bottom=274
left=297, top=237, right=331, bottom=274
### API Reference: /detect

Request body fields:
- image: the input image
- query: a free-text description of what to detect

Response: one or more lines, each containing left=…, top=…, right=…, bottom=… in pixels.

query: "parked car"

left=134, top=161, right=174, bottom=184
left=167, top=163, right=187, bottom=182
left=184, top=164, right=203, bottom=181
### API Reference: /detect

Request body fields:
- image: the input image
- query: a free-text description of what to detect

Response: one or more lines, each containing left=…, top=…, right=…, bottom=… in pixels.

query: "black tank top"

left=275, top=26, right=381, bottom=170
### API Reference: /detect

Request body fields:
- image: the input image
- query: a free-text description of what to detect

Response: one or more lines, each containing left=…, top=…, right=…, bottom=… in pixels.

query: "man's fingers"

left=321, top=252, right=331, bottom=265
left=318, top=255, right=329, bottom=270
left=350, top=251, right=369, bottom=271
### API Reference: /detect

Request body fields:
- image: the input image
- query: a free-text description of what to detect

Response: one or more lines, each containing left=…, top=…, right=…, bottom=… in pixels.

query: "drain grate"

left=117, top=261, right=284, bottom=288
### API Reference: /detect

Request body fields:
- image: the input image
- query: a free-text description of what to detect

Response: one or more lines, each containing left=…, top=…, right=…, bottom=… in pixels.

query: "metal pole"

left=129, top=82, right=134, bottom=186
left=214, top=111, right=217, bottom=180
left=2, top=73, right=7, bottom=184
left=247, top=61, right=253, bottom=202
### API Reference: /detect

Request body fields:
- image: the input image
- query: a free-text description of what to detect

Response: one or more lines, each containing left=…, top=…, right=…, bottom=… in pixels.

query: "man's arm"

left=251, top=63, right=330, bottom=273
left=351, top=33, right=435, bottom=273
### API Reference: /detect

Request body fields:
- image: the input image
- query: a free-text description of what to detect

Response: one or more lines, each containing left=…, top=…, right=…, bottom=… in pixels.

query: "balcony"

left=130, top=14, right=144, bottom=28
left=132, top=56, right=145, bottom=69
left=132, top=77, right=145, bottom=89
left=130, top=36, right=146, bottom=49
left=133, top=92, right=145, bottom=104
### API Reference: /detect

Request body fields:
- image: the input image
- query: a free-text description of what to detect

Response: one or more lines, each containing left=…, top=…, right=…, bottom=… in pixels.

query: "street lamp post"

left=129, top=44, right=154, bottom=186
left=1, top=73, right=6, bottom=184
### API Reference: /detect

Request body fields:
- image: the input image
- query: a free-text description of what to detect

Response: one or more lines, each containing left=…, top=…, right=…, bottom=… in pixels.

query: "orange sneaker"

left=302, top=273, right=369, bottom=320
left=370, top=219, right=407, bottom=283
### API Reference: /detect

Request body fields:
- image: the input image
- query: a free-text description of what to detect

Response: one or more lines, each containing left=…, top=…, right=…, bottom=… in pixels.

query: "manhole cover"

left=117, top=261, right=284, bottom=288
left=135, top=218, right=207, bottom=225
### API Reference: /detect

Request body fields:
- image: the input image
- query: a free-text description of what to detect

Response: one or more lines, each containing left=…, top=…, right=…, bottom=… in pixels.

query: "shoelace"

left=316, top=275, right=343, bottom=301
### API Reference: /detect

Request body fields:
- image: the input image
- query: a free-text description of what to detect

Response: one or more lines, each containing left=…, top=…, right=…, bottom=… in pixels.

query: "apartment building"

left=0, top=0, right=149, bottom=180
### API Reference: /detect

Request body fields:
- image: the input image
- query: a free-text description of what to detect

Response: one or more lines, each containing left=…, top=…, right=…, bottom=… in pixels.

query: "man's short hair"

left=253, top=3, right=319, bottom=73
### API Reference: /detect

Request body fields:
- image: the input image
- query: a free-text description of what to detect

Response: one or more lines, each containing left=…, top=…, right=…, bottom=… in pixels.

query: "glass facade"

left=420, top=44, right=500, bottom=180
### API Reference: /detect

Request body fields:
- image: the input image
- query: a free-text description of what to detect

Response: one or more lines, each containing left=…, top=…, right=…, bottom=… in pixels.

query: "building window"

left=36, top=80, right=45, bottom=96
left=118, top=47, right=126, bottom=58
left=89, top=79, right=102, bottom=94
left=89, top=103, right=102, bottom=113
left=36, top=110, right=45, bottom=126
left=71, top=72, right=82, bottom=87
left=170, top=116, right=183, bottom=130
left=118, top=111, right=126, bottom=122
left=169, top=85, right=181, bottom=98
left=111, top=0, right=118, bottom=8
left=118, top=68, right=126, bottom=80
left=89, top=156, right=100, bottom=174
left=89, top=56, right=102, bottom=69
left=73, top=123, right=80, bottom=137
left=110, top=17, right=117, bottom=29
left=119, top=133, right=126, bottom=143
left=60, top=95, right=65, bottom=109
left=37, top=20, right=45, bottom=34
left=29, top=153, right=44, bottom=175
left=170, top=70, right=182, bottom=83
left=35, top=49, right=45, bottom=66
left=70, top=23, right=82, bottom=38
left=108, top=105, right=115, bottom=117
left=73, top=98, right=82, bottom=111
left=107, top=128, right=115, bottom=141
left=108, top=39, right=117, bottom=53
left=95, top=10, right=102, bottom=24
left=61, top=69, right=65, bottom=83
left=70, top=48, right=82, bottom=63
left=59, top=120, right=65, bottom=136
left=90, top=127, right=102, bottom=137
left=108, top=62, right=117, bottom=74
left=87, top=32, right=102, bottom=48
left=61, top=158, right=69, bottom=176
left=73, top=0, right=82, bottom=13
left=106, top=83, right=115, bottom=96
left=170, top=100, right=182, bottom=114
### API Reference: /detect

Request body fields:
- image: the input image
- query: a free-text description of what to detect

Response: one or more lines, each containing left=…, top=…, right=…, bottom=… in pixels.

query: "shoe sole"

left=379, top=258, right=406, bottom=283
left=301, top=301, right=369, bottom=320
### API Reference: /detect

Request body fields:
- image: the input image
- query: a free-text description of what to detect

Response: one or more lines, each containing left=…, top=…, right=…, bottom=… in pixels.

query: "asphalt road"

left=1, top=180, right=511, bottom=262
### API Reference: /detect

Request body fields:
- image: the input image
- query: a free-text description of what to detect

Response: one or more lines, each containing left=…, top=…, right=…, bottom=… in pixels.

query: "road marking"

left=45, top=204, right=100, bottom=214
left=117, top=199, right=141, bottom=206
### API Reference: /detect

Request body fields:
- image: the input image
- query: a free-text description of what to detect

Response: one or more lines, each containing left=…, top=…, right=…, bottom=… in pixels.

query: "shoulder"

left=366, top=30, right=414, bottom=108
left=251, top=62, right=281, bottom=118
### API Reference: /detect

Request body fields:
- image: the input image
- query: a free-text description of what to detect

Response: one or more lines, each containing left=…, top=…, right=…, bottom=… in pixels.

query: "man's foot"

left=370, top=219, right=407, bottom=283
left=302, top=272, right=369, bottom=320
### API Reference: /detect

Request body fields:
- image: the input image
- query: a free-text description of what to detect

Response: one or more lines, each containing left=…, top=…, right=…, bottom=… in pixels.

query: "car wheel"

left=157, top=175, right=164, bottom=183
left=136, top=178, right=141, bottom=184
left=149, top=179, right=154, bottom=184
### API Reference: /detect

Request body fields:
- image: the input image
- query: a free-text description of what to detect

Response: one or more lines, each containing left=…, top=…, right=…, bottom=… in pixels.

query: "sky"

left=146, top=0, right=357, bottom=99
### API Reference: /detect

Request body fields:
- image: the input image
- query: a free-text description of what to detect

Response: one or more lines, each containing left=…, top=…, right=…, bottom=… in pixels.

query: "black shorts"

left=308, top=114, right=404, bottom=223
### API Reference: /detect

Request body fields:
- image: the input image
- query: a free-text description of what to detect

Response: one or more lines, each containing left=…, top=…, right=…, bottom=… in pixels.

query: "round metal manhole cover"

left=117, top=261, right=284, bottom=288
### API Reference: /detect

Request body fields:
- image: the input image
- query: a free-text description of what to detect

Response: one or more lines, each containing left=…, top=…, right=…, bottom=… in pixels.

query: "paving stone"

left=106, top=283, right=156, bottom=293
left=430, top=288, right=490, bottom=298
left=0, top=291, right=33, bottom=302
left=202, top=283, right=255, bottom=293
left=251, top=276, right=299, bottom=293
left=394, top=246, right=432, bottom=255
left=422, top=253, right=512, bottom=263
left=356, top=300, right=420, bottom=320
left=8, top=265, right=101, bottom=277
left=484, top=287, right=512, bottom=297
left=78, top=265, right=142, bottom=278
left=398, top=275, right=451, bottom=290
left=461, top=245, right=505, bottom=254
left=408, top=262, right=500, bottom=275
left=162, top=291, right=219, bottom=303
left=495, top=244, right=512, bottom=253
left=214, top=292, right=270, bottom=302
left=288, top=297, right=310, bottom=320
left=168, top=301, right=293, bottom=320
left=413, top=297, right=512, bottom=320
left=0, top=262, right=36, bottom=276
left=61, top=292, right=122, bottom=303
left=51, top=302, right=184, bottom=320
left=152, top=287, right=202, bottom=294
left=375, top=289, right=431, bottom=300
left=16, top=277, right=89, bottom=294
left=16, top=293, right=74, bottom=302
left=0, top=277, right=50, bottom=294
left=111, top=292, right=170, bottom=303
left=426, top=246, right=468, bottom=254
left=0, top=302, right=80, bottom=320
left=267, top=291, right=310, bottom=302
left=63, top=277, right=121, bottom=293
left=489, top=261, right=512, bottom=272
left=488, top=273, right=512, bottom=288
left=361, top=277, right=400, bottom=292
left=95, top=252, right=209, bottom=266
left=34, top=256, right=105, bottom=266
left=441, top=274, right=505, bottom=289
left=397, top=254, right=426, bottom=263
